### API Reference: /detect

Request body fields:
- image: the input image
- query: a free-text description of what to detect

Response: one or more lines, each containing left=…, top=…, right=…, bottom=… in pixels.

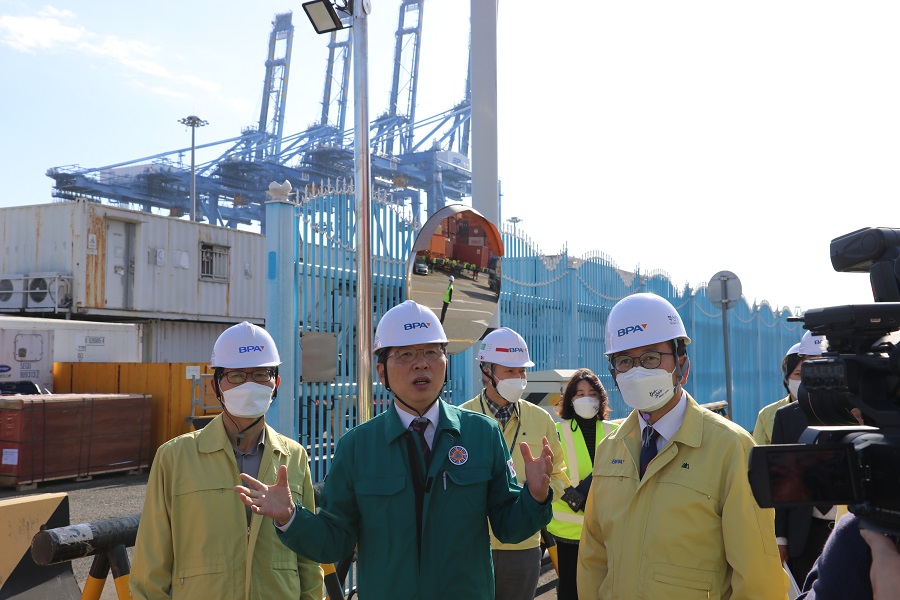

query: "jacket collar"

left=610, top=391, right=704, bottom=449
left=197, top=413, right=288, bottom=456
left=384, top=399, right=461, bottom=444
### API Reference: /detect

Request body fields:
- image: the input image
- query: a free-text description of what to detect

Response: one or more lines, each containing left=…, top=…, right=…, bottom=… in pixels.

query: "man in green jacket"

left=130, top=322, right=323, bottom=600
left=236, top=301, right=555, bottom=599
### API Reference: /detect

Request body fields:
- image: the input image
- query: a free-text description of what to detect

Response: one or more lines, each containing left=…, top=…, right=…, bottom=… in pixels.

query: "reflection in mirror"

left=407, top=205, right=503, bottom=355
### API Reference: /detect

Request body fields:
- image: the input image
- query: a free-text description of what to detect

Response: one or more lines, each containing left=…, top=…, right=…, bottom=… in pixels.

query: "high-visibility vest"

left=547, top=419, right=618, bottom=541
left=443, top=284, right=453, bottom=303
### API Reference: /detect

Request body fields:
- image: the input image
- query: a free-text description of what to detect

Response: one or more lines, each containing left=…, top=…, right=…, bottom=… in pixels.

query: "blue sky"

left=1, top=1, right=897, bottom=316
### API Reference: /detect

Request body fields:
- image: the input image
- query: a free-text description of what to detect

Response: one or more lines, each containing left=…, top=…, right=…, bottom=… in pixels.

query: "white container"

left=0, top=316, right=142, bottom=392
left=0, top=201, right=264, bottom=322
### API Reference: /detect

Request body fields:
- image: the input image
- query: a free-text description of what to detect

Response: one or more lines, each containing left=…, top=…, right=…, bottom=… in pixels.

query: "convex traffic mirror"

left=406, top=204, right=503, bottom=355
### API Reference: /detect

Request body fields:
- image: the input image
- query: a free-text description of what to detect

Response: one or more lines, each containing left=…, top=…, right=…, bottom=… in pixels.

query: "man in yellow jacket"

left=460, top=327, right=569, bottom=600
left=578, top=293, right=787, bottom=600
left=130, top=322, right=323, bottom=600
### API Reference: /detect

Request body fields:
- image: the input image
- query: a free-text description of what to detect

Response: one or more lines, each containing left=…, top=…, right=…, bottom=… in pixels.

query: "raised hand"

left=520, top=436, right=553, bottom=503
left=235, top=464, right=295, bottom=526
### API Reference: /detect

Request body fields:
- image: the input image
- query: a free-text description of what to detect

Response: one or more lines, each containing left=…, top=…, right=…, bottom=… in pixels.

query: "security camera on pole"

left=707, top=270, right=742, bottom=418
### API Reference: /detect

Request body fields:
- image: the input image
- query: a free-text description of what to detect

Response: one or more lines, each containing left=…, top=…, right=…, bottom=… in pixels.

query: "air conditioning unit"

left=0, top=274, right=27, bottom=310
left=25, top=272, right=72, bottom=312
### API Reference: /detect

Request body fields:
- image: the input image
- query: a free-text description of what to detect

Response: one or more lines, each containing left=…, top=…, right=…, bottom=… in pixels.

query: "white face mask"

left=573, top=396, right=601, bottom=419
left=787, top=379, right=801, bottom=400
left=495, top=378, right=527, bottom=404
left=222, top=382, right=274, bottom=418
left=616, top=366, right=676, bottom=413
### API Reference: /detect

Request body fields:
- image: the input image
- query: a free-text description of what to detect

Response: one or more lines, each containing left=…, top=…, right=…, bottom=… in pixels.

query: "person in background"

left=440, top=275, right=454, bottom=323
left=130, top=322, right=323, bottom=600
left=772, top=331, right=832, bottom=585
left=546, top=368, right=618, bottom=600
left=752, top=341, right=802, bottom=445
left=460, top=327, right=569, bottom=600
left=577, top=292, right=787, bottom=599
left=235, top=301, right=556, bottom=599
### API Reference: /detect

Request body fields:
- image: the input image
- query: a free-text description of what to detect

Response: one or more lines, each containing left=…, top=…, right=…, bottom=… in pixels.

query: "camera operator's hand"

left=860, top=529, right=900, bottom=600
left=778, top=543, right=788, bottom=564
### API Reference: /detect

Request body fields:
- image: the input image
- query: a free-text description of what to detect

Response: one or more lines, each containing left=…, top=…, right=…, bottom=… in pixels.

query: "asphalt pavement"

left=2, top=470, right=560, bottom=599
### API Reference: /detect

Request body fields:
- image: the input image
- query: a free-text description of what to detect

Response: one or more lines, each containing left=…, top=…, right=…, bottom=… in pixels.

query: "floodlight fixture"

left=302, top=0, right=350, bottom=34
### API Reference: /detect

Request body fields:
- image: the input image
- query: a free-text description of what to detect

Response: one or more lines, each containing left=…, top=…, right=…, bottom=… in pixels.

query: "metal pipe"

left=31, top=514, right=140, bottom=565
left=354, top=3, right=373, bottom=424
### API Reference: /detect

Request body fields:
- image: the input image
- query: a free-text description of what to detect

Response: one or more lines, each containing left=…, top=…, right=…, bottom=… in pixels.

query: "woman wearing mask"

left=751, top=342, right=802, bottom=445
left=547, top=368, right=617, bottom=599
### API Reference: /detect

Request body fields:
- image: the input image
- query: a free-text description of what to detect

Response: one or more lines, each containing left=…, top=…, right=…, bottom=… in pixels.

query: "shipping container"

left=0, top=316, right=142, bottom=392
left=0, top=201, right=264, bottom=322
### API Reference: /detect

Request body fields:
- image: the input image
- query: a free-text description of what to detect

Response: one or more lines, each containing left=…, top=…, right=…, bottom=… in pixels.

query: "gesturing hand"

left=520, top=436, right=553, bottom=504
left=235, top=464, right=295, bottom=527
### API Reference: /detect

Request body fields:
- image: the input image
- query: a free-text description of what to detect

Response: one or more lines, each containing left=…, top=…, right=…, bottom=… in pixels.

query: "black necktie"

left=640, top=427, right=660, bottom=479
left=409, top=417, right=432, bottom=469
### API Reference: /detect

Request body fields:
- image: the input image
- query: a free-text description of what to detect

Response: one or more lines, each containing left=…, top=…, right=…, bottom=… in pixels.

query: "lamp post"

left=178, top=115, right=208, bottom=222
left=507, top=216, right=523, bottom=235
left=302, top=0, right=374, bottom=424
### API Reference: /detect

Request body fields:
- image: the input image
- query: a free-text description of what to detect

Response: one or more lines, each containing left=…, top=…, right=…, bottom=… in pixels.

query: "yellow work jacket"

left=547, top=418, right=618, bottom=542
left=460, top=392, right=569, bottom=550
left=130, top=415, right=323, bottom=600
left=752, top=395, right=792, bottom=445
left=577, top=393, right=788, bottom=600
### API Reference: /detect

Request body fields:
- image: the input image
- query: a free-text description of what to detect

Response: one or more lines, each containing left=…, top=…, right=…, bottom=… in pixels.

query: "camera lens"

left=798, top=384, right=858, bottom=426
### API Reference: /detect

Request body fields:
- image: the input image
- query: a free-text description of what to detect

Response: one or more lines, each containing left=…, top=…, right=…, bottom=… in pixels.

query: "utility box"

left=0, top=393, right=152, bottom=489
left=0, top=317, right=142, bottom=393
left=522, top=369, right=578, bottom=422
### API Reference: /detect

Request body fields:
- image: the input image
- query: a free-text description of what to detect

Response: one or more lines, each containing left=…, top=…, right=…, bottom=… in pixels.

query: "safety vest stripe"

left=551, top=510, right=584, bottom=525
left=560, top=424, right=580, bottom=484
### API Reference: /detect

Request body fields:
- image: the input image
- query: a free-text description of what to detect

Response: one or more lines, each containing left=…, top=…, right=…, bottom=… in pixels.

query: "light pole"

left=507, top=216, right=523, bottom=235
left=178, top=115, right=208, bottom=222
left=302, top=0, right=374, bottom=424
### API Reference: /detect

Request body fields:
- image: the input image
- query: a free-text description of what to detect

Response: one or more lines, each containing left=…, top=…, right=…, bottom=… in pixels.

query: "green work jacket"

left=277, top=399, right=553, bottom=599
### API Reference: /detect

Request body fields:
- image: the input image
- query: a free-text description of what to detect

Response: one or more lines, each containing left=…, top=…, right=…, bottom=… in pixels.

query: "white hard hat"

left=798, top=331, right=827, bottom=356
left=785, top=342, right=801, bottom=357
left=477, top=327, right=535, bottom=367
left=374, top=300, right=448, bottom=352
left=449, top=276, right=454, bottom=282
left=211, top=321, right=281, bottom=368
left=604, top=293, right=691, bottom=356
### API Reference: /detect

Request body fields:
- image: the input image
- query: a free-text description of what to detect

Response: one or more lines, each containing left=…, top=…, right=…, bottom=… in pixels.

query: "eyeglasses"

left=222, top=369, right=276, bottom=384
left=610, top=351, right=676, bottom=373
left=388, top=346, right=445, bottom=364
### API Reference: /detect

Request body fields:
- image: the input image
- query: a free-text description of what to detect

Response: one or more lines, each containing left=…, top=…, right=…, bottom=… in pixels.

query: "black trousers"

left=555, top=540, right=580, bottom=600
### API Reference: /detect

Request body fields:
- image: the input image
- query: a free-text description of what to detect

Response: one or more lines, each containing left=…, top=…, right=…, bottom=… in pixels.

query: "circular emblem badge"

left=448, top=445, right=468, bottom=466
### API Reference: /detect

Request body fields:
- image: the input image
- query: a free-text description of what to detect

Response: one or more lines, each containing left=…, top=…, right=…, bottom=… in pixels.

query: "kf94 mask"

left=573, top=396, right=601, bottom=419
left=616, top=367, right=676, bottom=413
left=496, top=378, right=527, bottom=404
left=222, top=382, right=274, bottom=418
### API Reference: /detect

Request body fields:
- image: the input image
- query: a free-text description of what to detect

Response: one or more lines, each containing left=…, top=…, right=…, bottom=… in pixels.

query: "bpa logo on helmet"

left=403, top=322, right=431, bottom=331
left=617, top=324, right=648, bottom=337
left=238, top=345, right=265, bottom=353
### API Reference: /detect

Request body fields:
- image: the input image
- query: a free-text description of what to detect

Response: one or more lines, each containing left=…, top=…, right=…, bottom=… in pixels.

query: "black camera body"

left=749, top=227, right=900, bottom=536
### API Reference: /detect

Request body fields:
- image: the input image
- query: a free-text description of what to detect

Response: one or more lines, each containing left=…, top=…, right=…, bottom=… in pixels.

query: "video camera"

left=748, top=227, right=900, bottom=536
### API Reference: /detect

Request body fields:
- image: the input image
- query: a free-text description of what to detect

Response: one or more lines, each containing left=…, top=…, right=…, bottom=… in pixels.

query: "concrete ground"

left=2, top=471, right=560, bottom=599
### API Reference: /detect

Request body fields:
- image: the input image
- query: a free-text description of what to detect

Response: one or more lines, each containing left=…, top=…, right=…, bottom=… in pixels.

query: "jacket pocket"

left=645, top=563, right=716, bottom=599
left=175, top=554, right=227, bottom=599
left=355, top=476, right=406, bottom=531
left=445, top=466, right=491, bottom=515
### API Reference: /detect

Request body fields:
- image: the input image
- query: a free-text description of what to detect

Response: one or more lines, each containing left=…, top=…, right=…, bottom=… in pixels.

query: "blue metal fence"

left=292, top=193, right=803, bottom=481
left=497, top=230, right=805, bottom=430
